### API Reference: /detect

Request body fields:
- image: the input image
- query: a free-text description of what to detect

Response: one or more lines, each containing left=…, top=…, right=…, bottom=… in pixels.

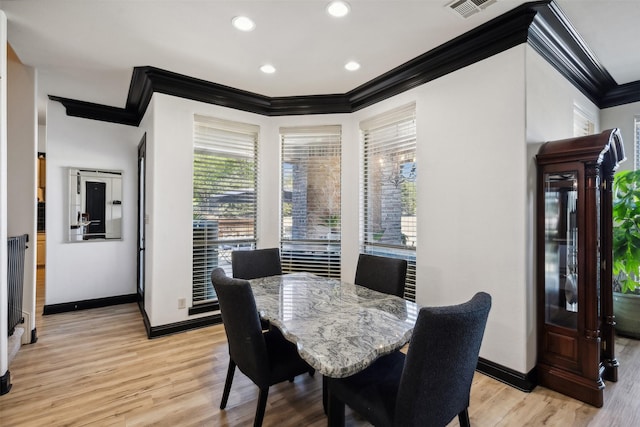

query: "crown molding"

left=347, top=1, right=540, bottom=111
left=600, top=80, right=640, bottom=109
left=527, top=1, right=618, bottom=107
left=48, top=95, right=138, bottom=126
left=131, top=66, right=353, bottom=118
left=50, top=0, right=640, bottom=126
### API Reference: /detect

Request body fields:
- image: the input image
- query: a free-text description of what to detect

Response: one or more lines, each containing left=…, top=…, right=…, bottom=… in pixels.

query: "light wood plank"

left=1, top=275, right=639, bottom=426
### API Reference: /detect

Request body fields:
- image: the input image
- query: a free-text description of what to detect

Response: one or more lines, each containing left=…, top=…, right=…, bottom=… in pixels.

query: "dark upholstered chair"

left=354, top=254, right=407, bottom=298
left=231, top=247, right=282, bottom=280
left=327, top=292, right=492, bottom=427
left=321, top=254, right=408, bottom=414
left=211, top=268, right=312, bottom=427
left=231, top=248, right=282, bottom=331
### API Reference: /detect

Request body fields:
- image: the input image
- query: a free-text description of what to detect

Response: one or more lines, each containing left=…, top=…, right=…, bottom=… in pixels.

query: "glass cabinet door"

left=544, top=171, right=578, bottom=329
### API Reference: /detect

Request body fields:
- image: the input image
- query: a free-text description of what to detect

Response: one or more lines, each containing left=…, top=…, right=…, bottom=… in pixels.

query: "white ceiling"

left=1, top=0, right=639, bottom=124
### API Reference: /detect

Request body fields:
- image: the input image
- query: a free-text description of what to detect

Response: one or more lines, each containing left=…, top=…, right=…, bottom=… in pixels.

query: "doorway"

left=137, top=134, right=147, bottom=311
left=36, top=152, right=46, bottom=314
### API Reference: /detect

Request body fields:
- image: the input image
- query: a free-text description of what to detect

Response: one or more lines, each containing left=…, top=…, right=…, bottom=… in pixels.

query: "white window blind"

left=192, top=115, right=259, bottom=306
left=361, top=103, right=417, bottom=301
left=635, top=116, right=639, bottom=170
left=573, top=105, right=595, bottom=137
left=280, top=125, right=342, bottom=278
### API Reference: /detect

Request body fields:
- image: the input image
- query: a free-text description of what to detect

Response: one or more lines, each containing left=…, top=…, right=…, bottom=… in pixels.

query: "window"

left=280, top=126, right=342, bottom=278
left=361, top=103, right=417, bottom=301
left=573, top=104, right=595, bottom=137
left=635, top=116, right=639, bottom=170
left=192, top=115, right=259, bottom=307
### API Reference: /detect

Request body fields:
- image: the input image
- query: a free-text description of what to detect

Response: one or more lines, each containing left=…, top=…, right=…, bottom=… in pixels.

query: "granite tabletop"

left=250, top=272, right=419, bottom=378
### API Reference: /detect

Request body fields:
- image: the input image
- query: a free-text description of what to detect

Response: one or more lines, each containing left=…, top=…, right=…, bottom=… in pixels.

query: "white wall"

left=418, top=46, right=528, bottom=372
left=601, top=101, right=639, bottom=172
left=143, top=95, right=261, bottom=326
left=0, top=9, right=9, bottom=381
left=141, top=47, right=534, bottom=373
left=524, top=44, right=603, bottom=371
left=45, top=101, right=139, bottom=305
left=351, top=46, right=531, bottom=373
left=142, top=94, right=357, bottom=327
left=38, top=124, right=46, bottom=152
left=7, top=45, right=37, bottom=337
left=526, top=46, right=600, bottom=143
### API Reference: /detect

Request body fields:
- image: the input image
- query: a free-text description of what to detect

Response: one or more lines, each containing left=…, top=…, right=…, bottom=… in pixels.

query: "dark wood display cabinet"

left=536, top=129, right=625, bottom=407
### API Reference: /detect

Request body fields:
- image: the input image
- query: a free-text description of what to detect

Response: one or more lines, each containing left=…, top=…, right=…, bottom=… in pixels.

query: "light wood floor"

left=1, top=271, right=639, bottom=426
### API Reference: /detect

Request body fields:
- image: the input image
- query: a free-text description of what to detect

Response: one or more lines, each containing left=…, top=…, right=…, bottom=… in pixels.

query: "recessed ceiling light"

left=232, top=16, right=255, bottom=31
left=327, top=1, right=350, bottom=18
left=260, top=64, right=276, bottom=74
left=345, top=61, right=360, bottom=71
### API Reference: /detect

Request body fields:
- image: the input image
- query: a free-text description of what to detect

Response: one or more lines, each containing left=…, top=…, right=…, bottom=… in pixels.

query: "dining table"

left=249, top=272, right=420, bottom=378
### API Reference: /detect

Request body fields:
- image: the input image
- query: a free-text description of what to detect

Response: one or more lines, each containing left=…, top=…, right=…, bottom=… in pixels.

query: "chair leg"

left=458, top=408, right=471, bottom=427
left=254, top=387, right=269, bottom=427
left=220, top=360, right=236, bottom=409
left=327, top=386, right=345, bottom=427
left=322, top=375, right=328, bottom=415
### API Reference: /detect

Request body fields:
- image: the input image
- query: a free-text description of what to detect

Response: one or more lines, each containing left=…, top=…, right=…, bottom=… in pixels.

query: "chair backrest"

left=210, top=267, right=270, bottom=388
left=394, top=292, right=492, bottom=427
left=232, top=248, right=282, bottom=280
left=354, top=254, right=407, bottom=298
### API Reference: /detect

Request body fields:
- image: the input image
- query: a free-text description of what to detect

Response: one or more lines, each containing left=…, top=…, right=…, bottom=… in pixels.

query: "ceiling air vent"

left=447, top=0, right=497, bottom=19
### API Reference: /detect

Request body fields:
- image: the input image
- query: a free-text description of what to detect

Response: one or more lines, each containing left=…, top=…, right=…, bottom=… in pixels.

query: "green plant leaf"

left=613, top=169, right=640, bottom=293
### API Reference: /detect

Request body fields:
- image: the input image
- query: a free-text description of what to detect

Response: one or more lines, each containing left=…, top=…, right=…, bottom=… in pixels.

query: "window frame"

left=360, top=103, right=417, bottom=301
left=573, top=104, right=596, bottom=137
left=191, top=115, right=259, bottom=311
left=280, top=125, right=342, bottom=278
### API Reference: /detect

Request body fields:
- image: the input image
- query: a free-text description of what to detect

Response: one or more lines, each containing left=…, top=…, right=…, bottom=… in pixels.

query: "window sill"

left=189, top=301, right=219, bottom=316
